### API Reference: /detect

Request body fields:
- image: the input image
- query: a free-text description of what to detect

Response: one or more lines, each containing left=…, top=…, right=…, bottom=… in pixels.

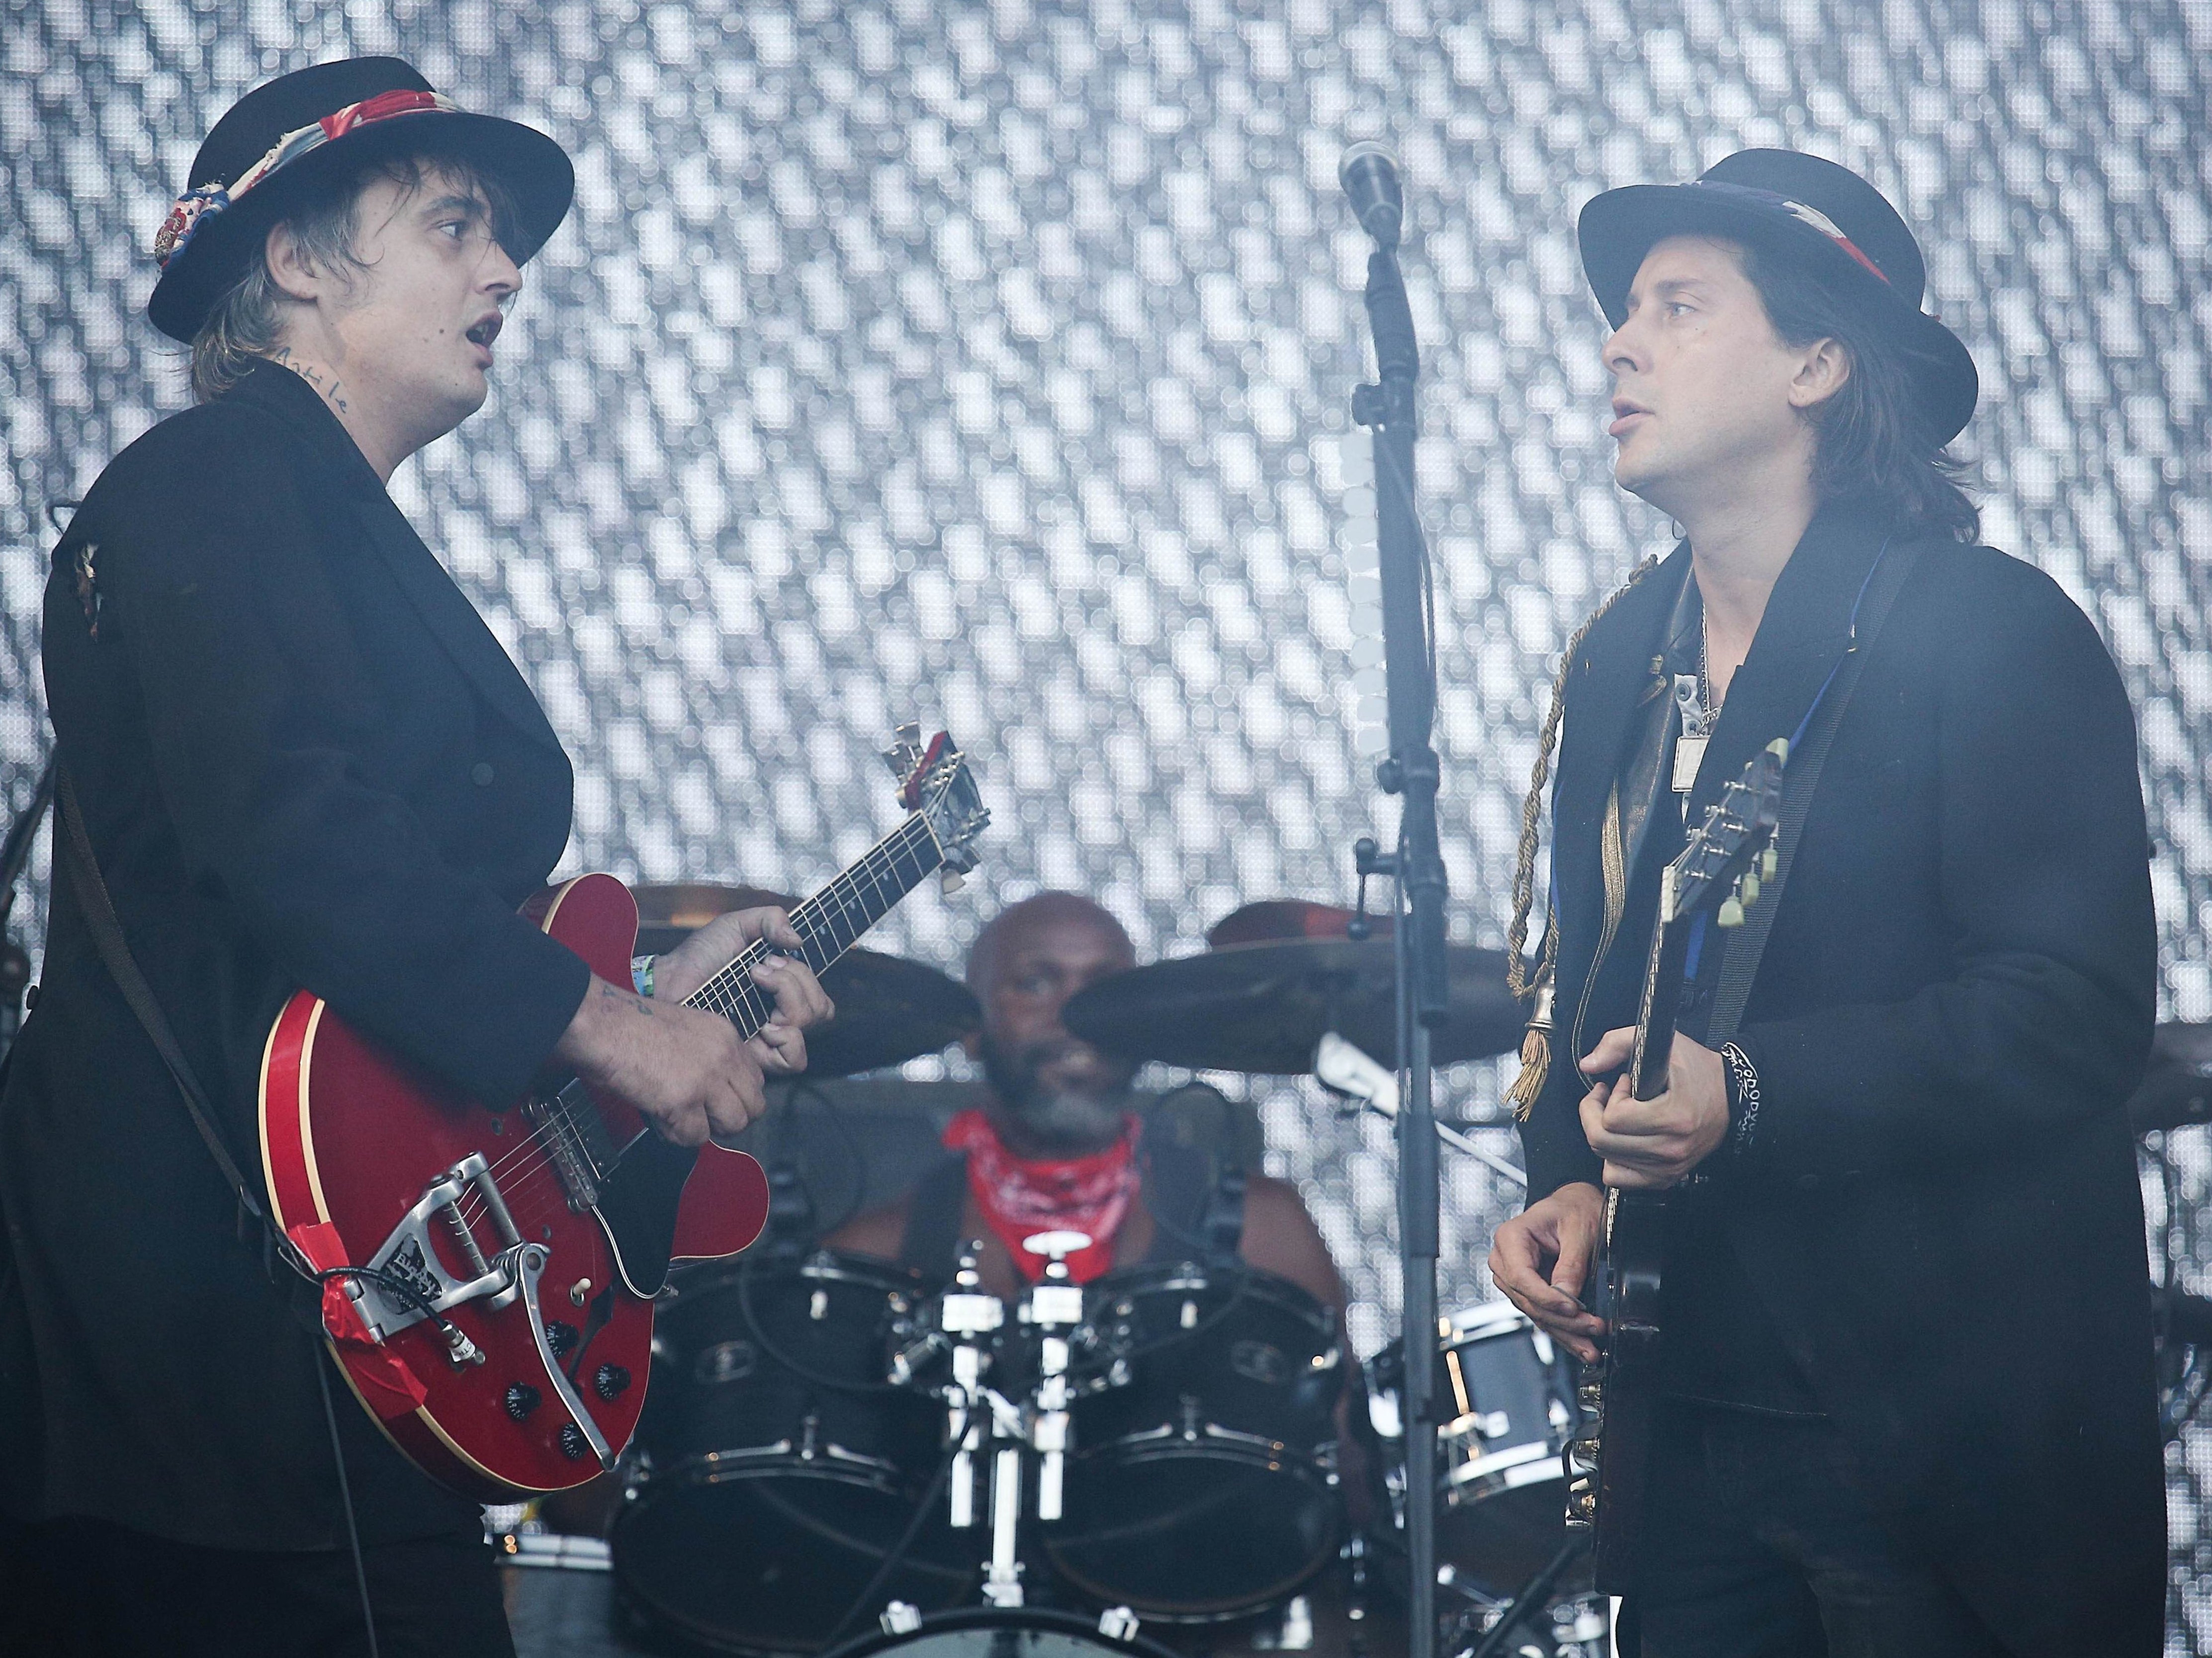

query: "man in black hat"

left=1488, top=151, right=2161, bottom=1655
left=0, top=58, right=829, bottom=1655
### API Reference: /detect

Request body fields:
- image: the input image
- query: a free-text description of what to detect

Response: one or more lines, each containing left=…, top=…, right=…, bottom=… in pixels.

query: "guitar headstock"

left=884, top=723, right=989, bottom=893
left=1665, top=737, right=1789, bottom=931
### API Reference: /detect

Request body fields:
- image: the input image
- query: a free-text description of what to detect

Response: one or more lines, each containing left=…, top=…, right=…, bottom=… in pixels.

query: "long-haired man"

left=1489, top=151, right=2161, bottom=1656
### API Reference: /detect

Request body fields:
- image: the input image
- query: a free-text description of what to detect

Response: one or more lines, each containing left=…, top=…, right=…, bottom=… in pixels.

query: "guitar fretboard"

left=684, top=812, right=943, bottom=1038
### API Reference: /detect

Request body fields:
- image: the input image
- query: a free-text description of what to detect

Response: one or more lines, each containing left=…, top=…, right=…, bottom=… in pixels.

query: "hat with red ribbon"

left=148, top=57, right=573, bottom=344
left=1578, top=149, right=1978, bottom=442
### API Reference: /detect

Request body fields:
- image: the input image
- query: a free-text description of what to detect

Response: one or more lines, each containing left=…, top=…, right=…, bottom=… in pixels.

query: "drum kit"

left=519, top=889, right=1608, bottom=1658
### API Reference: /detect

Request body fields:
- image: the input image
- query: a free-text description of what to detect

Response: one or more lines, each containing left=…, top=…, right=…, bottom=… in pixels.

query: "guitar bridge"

left=351, top=1152, right=527, bottom=1352
left=526, top=1080, right=613, bottom=1213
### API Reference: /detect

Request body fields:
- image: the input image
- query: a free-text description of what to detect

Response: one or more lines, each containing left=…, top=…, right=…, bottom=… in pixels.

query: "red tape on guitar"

left=286, top=1221, right=430, bottom=1419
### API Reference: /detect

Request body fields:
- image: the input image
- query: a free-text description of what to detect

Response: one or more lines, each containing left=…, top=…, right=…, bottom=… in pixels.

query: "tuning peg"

left=1761, top=845, right=1778, bottom=879
left=883, top=721, right=923, bottom=776
left=1717, top=896, right=1746, bottom=928
left=1739, top=873, right=1760, bottom=907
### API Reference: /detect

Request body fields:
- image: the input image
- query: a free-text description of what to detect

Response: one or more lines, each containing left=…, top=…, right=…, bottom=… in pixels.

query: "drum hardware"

left=1459, top=1536, right=1592, bottom=1658
left=887, top=1232, right=1093, bottom=1613
left=1314, top=1032, right=1527, bottom=1188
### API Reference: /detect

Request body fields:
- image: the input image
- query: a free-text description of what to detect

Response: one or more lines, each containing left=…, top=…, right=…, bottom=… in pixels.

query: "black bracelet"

left=1720, top=1041, right=1761, bottom=1158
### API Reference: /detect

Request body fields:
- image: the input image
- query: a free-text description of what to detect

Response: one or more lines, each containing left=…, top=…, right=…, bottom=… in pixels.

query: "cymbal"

left=1062, top=938, right=1523, bottom=1074
left=629, top=882, right=978, bottom=1078
left=2128, top=1022, right=2212, bottom=1133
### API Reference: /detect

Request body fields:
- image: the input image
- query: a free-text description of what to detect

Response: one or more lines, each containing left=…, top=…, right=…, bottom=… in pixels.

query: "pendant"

left=1673, top=733, right=1707, bottom=794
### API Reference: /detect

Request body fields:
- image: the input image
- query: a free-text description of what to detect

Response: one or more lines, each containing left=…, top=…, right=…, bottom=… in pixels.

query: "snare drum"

left=613, top=1251, right=973, bottom=1655
left=1368, top=1300, right=1578, bottom=1595
left=1044, top=1260, right=1346, bottom=1623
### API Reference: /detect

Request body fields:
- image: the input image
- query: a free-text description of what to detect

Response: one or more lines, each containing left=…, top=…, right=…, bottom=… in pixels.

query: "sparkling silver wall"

left=4, top=0, right=2210, bottom=1642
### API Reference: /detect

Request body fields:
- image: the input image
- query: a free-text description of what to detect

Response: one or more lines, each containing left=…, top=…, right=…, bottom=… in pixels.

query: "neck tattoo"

left=269, top=347, right=349, bottom=417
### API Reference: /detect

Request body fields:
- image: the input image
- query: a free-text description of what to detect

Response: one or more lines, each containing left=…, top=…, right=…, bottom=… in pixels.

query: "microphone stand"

left=1349, top=236, right=1447, bottom=1658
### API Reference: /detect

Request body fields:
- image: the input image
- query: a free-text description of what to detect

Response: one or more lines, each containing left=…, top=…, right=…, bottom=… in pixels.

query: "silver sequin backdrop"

left=4, top=0, right=2211, bottom=1644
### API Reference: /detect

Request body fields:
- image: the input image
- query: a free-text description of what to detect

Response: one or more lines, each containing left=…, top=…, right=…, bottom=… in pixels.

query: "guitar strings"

left=444, top=818, right=942, bottom=1238
left=452, top=814, right=936, bottom=1207
left=445, top=814, right=945, bottom=1240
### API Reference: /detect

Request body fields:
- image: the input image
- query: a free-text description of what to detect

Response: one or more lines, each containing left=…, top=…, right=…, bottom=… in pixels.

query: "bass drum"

left=613, top=1251, right=973, bottom=1655
left=820, top=1608, right=1183, bottom=1658
left=1044, top=1260, right=1345, bottom=1623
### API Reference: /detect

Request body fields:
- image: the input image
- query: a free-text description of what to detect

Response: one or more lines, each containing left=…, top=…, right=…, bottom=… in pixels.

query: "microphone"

left=1338, top=142, right=1404, bottom=249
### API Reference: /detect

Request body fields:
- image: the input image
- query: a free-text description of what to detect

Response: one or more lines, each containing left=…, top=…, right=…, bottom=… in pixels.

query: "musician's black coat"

left=0, top=365, right=592, bottom=1548
left=1517, top=506, right=2164, bottom=1656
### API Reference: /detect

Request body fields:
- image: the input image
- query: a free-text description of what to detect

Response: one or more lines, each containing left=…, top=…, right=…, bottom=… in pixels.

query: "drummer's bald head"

left=967, top=892, right=1136, bottom=993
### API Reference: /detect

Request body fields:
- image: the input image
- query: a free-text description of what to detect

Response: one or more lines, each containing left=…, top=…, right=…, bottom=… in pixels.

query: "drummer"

left=825, top=892, right=1349, bottom=1312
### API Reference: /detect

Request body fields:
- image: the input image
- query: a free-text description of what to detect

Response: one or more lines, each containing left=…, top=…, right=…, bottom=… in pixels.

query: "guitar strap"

left=58, top=758, right=399, bottom=1654
left=1704, top=538, right=1923, bottom=1044
left=53, top=764, right=273, bottom=1239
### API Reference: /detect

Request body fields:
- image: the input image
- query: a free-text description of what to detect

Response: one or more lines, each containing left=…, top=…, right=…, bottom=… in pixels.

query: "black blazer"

left=0, top=365, right=593, bottom=1548
left=1516, top=507, right=2164, bottom=1656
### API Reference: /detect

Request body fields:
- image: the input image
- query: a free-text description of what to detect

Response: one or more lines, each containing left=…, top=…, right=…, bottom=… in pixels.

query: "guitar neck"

left=1627, top=870, right=1695, bottom=1101
left=683, top=812, right=943, bottom=1039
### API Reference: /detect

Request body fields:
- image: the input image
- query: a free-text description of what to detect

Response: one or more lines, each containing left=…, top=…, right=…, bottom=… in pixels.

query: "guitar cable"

left=819, top=1429, right=969, bottom=1652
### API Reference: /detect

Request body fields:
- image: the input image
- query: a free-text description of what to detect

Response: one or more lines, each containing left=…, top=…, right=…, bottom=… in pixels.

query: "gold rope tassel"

left=1504, top=556, right=1657, bottom=1120
left=1504, top=981, right=1555, bottom=1116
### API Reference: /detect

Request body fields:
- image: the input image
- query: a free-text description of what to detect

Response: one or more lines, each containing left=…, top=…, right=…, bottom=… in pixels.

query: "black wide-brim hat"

left=1578, top=149, right=1978, bottom=443
left=148, top=57, right=574, bottom=344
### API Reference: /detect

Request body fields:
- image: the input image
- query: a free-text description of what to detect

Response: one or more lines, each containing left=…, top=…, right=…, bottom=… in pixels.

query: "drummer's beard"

left=977, top=1032, right=1137, bottom=1156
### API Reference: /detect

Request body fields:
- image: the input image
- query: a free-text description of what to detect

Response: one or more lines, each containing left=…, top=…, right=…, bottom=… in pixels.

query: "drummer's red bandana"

left=944, top=1109, right=1141, bottom=1284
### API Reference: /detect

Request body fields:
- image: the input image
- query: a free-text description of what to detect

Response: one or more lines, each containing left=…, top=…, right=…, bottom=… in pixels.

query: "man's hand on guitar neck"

left=1490, top=1182, right=1607, bottom=1363
left=1578, top=1025, right=1730, bottom=1190
left=555, top=909, right=835, bottom=1148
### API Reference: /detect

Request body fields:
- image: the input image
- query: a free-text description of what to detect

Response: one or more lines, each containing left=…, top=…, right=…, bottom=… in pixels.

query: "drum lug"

left=879, top=1602, right=923, bottom=1637
left=1097, top=1607, right=1143, bottom=1643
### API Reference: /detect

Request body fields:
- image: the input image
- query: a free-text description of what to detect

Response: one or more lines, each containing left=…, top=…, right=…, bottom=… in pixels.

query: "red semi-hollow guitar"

left=259, top=726, right=987, bottom=1498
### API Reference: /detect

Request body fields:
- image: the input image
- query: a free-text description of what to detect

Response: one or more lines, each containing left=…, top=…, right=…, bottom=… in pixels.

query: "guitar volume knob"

left=558, top=1422, right=591, bottom=1460
left=544, top=1320, right=580, bottom=1358
left=504, top=1383, right=542, bottom=1421
left=593, top=1362, right=632, bottom=1401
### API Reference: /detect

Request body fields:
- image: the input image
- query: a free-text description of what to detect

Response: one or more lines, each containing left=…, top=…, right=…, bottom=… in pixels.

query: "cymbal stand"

left=1314, top=1033, right=1527, bottom=1188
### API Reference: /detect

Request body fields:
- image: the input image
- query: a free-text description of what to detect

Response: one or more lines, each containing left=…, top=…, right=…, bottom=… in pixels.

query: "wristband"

left=1720, top=1041, right=1761, bottom=1158
left=631, top=954, right=656, bottom=998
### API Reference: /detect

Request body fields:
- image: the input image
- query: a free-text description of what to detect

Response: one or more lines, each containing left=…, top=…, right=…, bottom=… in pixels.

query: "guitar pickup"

left=351, top=1153, right=527, bottom=1349
left=526, top=1080, right=608, bottom=1213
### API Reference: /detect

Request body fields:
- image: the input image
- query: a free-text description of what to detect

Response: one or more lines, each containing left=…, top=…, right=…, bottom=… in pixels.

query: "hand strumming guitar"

left=1576, top=1024, right=1729, bottom=1190
left=1490, top=1026, right=1732, bottom=1364
left=1489, top=1181, right=1607, bottom=1363
left=554, top=907, right=835, bottom=1148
